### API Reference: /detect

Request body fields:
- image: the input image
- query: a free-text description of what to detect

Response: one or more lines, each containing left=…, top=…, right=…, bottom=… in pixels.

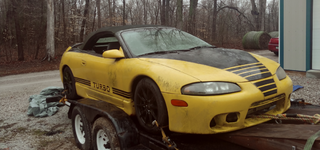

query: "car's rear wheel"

left=274, top=52, right=279, bottom=56
left=134, top=78, right=168, bottom=134
left=63, top=67, right=80, bottom=99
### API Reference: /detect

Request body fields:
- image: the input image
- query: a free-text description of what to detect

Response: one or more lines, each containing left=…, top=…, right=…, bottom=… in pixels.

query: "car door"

left=80, top=36, right=124, bottom=108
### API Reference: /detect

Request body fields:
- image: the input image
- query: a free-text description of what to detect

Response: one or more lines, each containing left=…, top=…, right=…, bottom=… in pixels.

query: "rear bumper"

left=268, top=44, right=278, bottom=52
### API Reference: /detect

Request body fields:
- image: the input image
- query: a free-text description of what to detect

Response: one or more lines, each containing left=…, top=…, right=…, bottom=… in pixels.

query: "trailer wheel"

left=63, top=67, right=79, bottom=99
left=72, top=106, right=92, bottom=150
left=134, top=78, right=168, bottom=134
left=92, top=117, right=120, bottom=150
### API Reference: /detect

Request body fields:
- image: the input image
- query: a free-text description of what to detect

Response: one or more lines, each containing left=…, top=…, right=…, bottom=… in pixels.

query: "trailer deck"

left=61, top=98, right=320, bottom=150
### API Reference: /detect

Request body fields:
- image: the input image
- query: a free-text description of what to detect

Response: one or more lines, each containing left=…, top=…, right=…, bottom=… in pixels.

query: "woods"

left=0, top=0, right=279, bottom=62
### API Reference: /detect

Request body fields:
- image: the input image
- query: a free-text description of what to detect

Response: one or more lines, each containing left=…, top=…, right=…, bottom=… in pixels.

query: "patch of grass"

left=32, top=129, right=46, bottom=136
left=38, top=139, right=55, bottom=148
left=14, top=127, right=28, bottom=133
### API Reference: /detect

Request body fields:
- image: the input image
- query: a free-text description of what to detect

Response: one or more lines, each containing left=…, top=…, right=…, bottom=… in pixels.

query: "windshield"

left=121, top=28, right=213, bottom=56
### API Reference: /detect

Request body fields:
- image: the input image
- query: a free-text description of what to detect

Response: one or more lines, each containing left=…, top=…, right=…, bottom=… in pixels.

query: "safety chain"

left=248, top=114, right=320, bottom=124
left=152, top=120, right=178, bottom=150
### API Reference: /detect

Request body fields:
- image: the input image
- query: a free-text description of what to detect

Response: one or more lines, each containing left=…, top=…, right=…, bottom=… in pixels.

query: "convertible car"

left=60, top=25, right=293, bottom=134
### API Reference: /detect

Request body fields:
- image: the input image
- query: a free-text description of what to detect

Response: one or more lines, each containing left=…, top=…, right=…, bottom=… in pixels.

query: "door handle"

left=81, top=60, right=86, bottom=66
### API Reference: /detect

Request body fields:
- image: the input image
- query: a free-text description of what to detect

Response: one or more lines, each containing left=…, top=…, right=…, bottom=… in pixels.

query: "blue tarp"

left=293, top=85, right=304, bottom=92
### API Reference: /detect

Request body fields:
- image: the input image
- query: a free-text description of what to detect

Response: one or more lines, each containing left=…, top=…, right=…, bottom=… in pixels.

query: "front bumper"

left=163, top=75, right=292, bottom=134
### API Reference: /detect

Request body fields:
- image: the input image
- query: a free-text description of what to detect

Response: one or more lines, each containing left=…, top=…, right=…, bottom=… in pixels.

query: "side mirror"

left=102, top=49, right=125, bottom=59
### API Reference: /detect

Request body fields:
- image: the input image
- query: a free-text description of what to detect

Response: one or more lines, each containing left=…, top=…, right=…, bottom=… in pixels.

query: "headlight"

left=276, top=66, right=287, bottom=80
left=181, top=82, right=241, bottom=95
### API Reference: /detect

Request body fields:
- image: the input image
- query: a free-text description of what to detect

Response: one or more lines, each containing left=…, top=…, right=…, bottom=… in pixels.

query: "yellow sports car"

left=59, top=25, right=293, bottom=134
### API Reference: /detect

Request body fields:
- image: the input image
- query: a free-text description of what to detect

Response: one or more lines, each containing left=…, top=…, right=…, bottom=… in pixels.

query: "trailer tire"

left=134, top=78, right=168, bottom=134
left=72, top=106, right=92, bottom=150
left=63, top=67, right=80, bottom=99
left=92, top=117, right=121, bottom=150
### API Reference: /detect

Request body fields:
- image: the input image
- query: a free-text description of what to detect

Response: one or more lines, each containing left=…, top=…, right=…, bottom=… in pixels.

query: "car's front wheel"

left=134, top=78, right=168, bottom=134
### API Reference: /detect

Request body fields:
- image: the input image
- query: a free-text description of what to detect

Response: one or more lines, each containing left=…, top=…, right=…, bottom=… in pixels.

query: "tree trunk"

left=188, top=0, right=198, bottom=34
left=165, top=0, right=169, bottom=26
left=176, top=0, right=183, bottom=29
left=12, top=0, right=24, bottom=61
left=212, top=0, right=218, bottom=42
left=97, top=0, right=101, bottom=28
left=144, top=0, right=147, bottom=24
left=92, top=6, right=96, bottom=31
left=161, top=0, right=166, bottom=25
left=61, top=0, right=67, bottom=47
left=250, top=0, right=259, bottom=30
left=108, top=0, right=112, bottom=25
left=123, top=0, right=126, bottom=25
left=35, top=0, right=45, bottom=59
left=79, top=0, right=89, bottom=41
left=259, top=0, right=266, bottom=31
left=46, top=0, right=55, bottom=61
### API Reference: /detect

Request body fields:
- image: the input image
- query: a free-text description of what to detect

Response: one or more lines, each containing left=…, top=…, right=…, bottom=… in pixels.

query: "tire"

left=92, top=117, right=121, bottom=150
left=63, top=67, right=80, bottom=99
left=274, top=51, right=279, bottom=56
left=134, top=78, right=168, bottom=134
left=71, top=106, right=92, bottom=150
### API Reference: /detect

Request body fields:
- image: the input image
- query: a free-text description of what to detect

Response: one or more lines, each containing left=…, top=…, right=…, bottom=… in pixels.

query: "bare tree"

left=188, top=0, right=198, bottom=34
left=259, top=0, right=266, bottom=31
left=80, top=0, right=90, bottom=41
left=123, top=0, right=126, bottom=25
left=12, top=0, right=24, bottom=61
left=46, top=0, right=55, bottom=61
left=97, top=0, right=102, bottom=28
left=176, top=0, right=183, bottom=29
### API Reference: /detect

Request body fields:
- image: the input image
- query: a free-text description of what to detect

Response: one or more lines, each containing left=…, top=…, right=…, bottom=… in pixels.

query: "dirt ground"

left=0, top=49, right=319, bottom=150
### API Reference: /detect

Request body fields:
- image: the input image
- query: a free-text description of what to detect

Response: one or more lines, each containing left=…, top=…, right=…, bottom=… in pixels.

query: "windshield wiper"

left=170, top=45, right=216, bottom=52
left=138, top=51, right=170, bottom=57
left=187, top=45, right=216, bottom=50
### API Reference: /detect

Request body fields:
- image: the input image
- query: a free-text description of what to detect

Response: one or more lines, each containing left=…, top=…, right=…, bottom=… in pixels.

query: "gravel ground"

left=0, top=70, right=79, bottom=150
left=0, top=49, right=319, bottom=150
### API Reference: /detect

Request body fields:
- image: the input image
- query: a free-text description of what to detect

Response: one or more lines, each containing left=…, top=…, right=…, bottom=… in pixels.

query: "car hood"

left=138, top=48, right=274, bottom=82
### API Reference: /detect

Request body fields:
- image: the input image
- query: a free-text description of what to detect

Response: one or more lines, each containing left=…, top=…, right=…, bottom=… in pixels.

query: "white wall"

left=283, top=0, right=306, bottom=71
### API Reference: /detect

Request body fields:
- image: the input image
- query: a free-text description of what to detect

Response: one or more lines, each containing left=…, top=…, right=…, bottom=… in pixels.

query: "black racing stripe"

left=233, top=66, right=266, bottom=74
left=254, top=79, right=275, bottom=87
left=112, top=88, right=131, bottom=98
left=263, top=89, right=277, bottom=97
left=226, top=63, right=263, bottom=72
left=74, top=77, right=91, bottom=86
left=239, top=69, right=270, bottom=78
left=246, top=72, right=272, bottom=81
left=259, top=84, right=277, bottom=92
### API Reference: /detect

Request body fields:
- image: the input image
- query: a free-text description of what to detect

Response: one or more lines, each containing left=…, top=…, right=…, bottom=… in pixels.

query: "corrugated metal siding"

left=283, top=0, right=306, bottom=71
left=313, top=1, right=320, bottom=70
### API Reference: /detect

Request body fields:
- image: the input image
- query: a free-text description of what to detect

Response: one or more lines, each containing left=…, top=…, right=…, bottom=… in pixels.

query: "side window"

left=93, top=37, right=120, bottom=54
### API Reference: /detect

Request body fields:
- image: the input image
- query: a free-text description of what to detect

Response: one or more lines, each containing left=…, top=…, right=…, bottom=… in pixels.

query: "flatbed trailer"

left=61, top=98, right=320, bottom=150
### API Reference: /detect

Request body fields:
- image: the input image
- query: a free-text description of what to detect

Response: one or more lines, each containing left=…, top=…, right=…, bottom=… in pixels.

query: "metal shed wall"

left=282, top=0, right=307, bottom=71
left=313, top=1, right=320, bottom=70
